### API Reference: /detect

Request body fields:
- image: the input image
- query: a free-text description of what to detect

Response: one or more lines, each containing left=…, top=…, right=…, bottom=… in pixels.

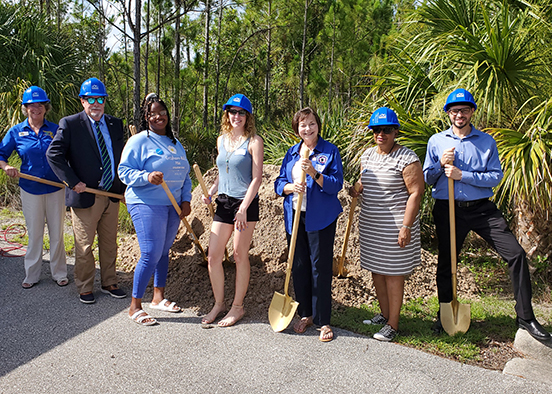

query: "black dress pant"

left=287, top=211, right=337, bottom=326
left=433, top=199, right=534, bottom=320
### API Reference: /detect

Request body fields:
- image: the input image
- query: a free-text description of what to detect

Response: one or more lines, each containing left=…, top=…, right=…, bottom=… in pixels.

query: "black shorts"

left=214, top=194, right=260, bottom=224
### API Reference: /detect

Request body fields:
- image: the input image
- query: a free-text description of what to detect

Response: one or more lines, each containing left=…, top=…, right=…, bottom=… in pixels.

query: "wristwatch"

left=314, top=172, right=321, bottom=180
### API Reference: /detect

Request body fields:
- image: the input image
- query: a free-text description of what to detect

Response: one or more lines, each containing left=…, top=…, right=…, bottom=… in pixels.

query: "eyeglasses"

left=228, top=109, right=247, bottom=116
left=86, top=97, right=105, bottom=105
left=372, top=127, right=395, bottom=135
left=149, top=110, right=168, bottom=118
left=447, top=107, right=472, bottom=116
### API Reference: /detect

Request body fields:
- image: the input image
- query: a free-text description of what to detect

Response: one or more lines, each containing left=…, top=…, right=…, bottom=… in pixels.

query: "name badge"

left=235, top=148, right=246, bottom=156
left=19, top=131, right=29, bottom=137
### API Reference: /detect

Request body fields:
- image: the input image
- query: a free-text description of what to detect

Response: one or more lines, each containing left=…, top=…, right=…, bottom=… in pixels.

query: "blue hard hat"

left=222, top=94, right=253, bottom=114
left=444, top=88, right=477, bottom=112
left=22, top=86, right=49, bottom=104
left=368, top=107, right=400, bottom=128
left=79, top=78, right=108, bottom=97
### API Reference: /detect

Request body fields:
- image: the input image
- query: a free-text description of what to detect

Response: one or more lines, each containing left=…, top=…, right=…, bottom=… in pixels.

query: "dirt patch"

left=117, top=164, right=523, bottom=370
left=118, top=165, right=480, bottom=316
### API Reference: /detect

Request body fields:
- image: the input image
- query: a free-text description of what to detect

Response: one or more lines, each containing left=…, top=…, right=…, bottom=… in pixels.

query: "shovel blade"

left=268, top=291, right=299, bottom=332
left=440, top=301, right=471, bottom=336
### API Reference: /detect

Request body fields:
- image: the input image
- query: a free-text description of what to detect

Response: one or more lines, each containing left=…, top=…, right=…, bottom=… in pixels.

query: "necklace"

left=225, top=135, right=245, bottom=173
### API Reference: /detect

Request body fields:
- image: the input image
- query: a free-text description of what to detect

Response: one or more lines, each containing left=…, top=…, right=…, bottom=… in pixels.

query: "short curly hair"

left=291, top=107, right=322, bottom=137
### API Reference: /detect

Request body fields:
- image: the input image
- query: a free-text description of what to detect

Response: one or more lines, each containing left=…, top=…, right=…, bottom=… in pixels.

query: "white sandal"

left=129, top=310, right=157, bottom=326
left=150, top=298, right=181, bottom=313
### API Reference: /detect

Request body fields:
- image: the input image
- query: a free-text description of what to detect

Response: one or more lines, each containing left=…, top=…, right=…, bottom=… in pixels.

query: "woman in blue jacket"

left=0, top=86, right=67, bottom=289
left=118, top=94, right=192, bottom=326
left=274, top=107, right=343, bottom=342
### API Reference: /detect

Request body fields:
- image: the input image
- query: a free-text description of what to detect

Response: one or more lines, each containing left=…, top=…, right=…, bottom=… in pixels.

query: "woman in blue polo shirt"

left=0, top=86, right=67, bottom=288
left=274, top=107, right=343, bottom=342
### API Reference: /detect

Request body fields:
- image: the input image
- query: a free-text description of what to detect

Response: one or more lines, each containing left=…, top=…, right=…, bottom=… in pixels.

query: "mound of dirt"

left=117, top=165, right=480, bottom=321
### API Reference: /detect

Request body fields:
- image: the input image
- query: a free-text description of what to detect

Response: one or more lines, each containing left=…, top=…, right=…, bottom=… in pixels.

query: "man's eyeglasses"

left=228, top=109, right=247, bottom=116
left=149, top=110, right=168, bottom=118
left=372, top=127, right=395, bottom=135
left=447, top=107, right=472, bottom=116
left=86, top=97, right=105, bottom=105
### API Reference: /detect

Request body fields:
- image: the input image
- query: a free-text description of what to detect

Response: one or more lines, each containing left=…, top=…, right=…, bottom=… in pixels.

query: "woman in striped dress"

left=350, top=107, right=424, bottom=341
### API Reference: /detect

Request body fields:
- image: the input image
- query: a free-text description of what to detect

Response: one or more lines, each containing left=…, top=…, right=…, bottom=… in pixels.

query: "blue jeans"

left=128, top=204, right=181, bottom=299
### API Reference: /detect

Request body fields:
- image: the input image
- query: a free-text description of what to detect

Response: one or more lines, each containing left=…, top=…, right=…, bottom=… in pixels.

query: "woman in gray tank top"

left=200, top=94, right=264, bottom=327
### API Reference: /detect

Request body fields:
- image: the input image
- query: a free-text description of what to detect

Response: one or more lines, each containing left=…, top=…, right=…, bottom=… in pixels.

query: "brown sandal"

left=319, top=325, right=334, bottom=342
left=293, top=317, right=313, bottom=334
left=218, top=304, right=245, bottom=327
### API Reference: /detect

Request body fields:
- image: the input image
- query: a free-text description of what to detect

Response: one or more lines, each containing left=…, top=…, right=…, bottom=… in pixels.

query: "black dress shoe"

left=432, top=318, right=444, bottom=335
left=79, top=293, right=96, bottom=304
left=517, top=317, right=551, bottom=342
left=101, top=286, right=127, bottom=299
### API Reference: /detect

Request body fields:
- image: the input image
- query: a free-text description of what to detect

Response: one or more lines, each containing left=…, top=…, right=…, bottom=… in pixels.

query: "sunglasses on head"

left=372, top=127, right=395, bottom=135
left=227, top=109, right=247, bottom=116
left=86, top=97, right=105, bottom=105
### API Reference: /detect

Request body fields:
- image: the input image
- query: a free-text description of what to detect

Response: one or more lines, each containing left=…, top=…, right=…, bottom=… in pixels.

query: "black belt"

left=455, top=199, right=487, bottom=208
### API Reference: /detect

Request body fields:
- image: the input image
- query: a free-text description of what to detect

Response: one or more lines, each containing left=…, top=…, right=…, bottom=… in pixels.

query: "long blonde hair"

left=220, top=110, right=257, bottom=138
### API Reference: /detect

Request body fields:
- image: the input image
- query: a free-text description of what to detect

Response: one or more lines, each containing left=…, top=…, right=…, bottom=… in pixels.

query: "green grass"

left=331, top=296, right=552, bottom=362
left=0, top=208, right=23, bottom=221
left=117, top=205, right=135, bottom=234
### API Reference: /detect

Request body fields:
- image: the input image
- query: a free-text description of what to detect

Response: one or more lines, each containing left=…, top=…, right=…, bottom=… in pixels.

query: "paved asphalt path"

left=0, top=254, right=549, bottom=394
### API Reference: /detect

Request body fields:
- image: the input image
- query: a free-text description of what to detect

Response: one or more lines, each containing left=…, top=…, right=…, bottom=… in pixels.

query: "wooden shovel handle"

left=193, top=164, right=215, bottom=217
left=18, top=172, right=124, bottom=200
left=448, top=175, right=458, bottom=301
left=336, top=182, right=360, bottom=275
left=283, top=149, right=310, bottom=297
left=161, top=179, right=207, bottom=261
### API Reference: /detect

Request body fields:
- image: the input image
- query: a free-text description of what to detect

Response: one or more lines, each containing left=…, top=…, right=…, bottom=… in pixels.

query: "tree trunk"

left=264, top=0, right=272, bottom=122
left=123, top=10, right=129, bottom=130
left=299, top=0, right=309, bottom=109
left=133, top=0, right=142, bottom=130
left=513, top=200, right=552, bottom=260
left=328, top=7, right=336, bottom=114
left=213, top=0, right=223, bottom=127
left=145, top=0, right=150, bottom=94
left=173, top=0, right=182, bottom=137
left=156, top=8, right=161, bottom=94
left=202, top=0, right=211, bottom=130
left=98, top=0, right=105, bottom=81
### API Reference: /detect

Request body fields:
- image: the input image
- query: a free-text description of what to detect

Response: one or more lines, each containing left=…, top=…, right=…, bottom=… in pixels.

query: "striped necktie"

left=94, top=121, right=113, bottom=191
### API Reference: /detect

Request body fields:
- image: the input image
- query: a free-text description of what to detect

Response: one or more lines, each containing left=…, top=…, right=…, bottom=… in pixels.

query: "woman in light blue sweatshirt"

left=118, top=94, right=192, bottom=326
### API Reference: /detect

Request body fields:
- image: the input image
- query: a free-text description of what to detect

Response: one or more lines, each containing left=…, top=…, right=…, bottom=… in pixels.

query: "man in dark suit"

left=47, top=78, right=127, bottom=304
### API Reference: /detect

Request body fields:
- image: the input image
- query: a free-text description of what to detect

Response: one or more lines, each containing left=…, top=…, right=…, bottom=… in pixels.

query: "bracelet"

left=402, top=224, right=412, bottom=230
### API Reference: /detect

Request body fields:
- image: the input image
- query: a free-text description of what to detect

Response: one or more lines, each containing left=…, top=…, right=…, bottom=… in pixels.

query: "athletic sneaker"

left=363, top=313, right=388, bottom=325
left=373, top=324, right=398, bottom=342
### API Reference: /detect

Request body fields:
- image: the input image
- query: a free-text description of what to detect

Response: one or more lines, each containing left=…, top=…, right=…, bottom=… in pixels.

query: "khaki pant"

left=20, top=188, right=67, bottom=284
left=71, top=195, right=119, bottom=293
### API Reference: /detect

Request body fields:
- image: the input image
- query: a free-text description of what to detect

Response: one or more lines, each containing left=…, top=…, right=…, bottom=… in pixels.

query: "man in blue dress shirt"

left=423, top=88, right=550, bottom=342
